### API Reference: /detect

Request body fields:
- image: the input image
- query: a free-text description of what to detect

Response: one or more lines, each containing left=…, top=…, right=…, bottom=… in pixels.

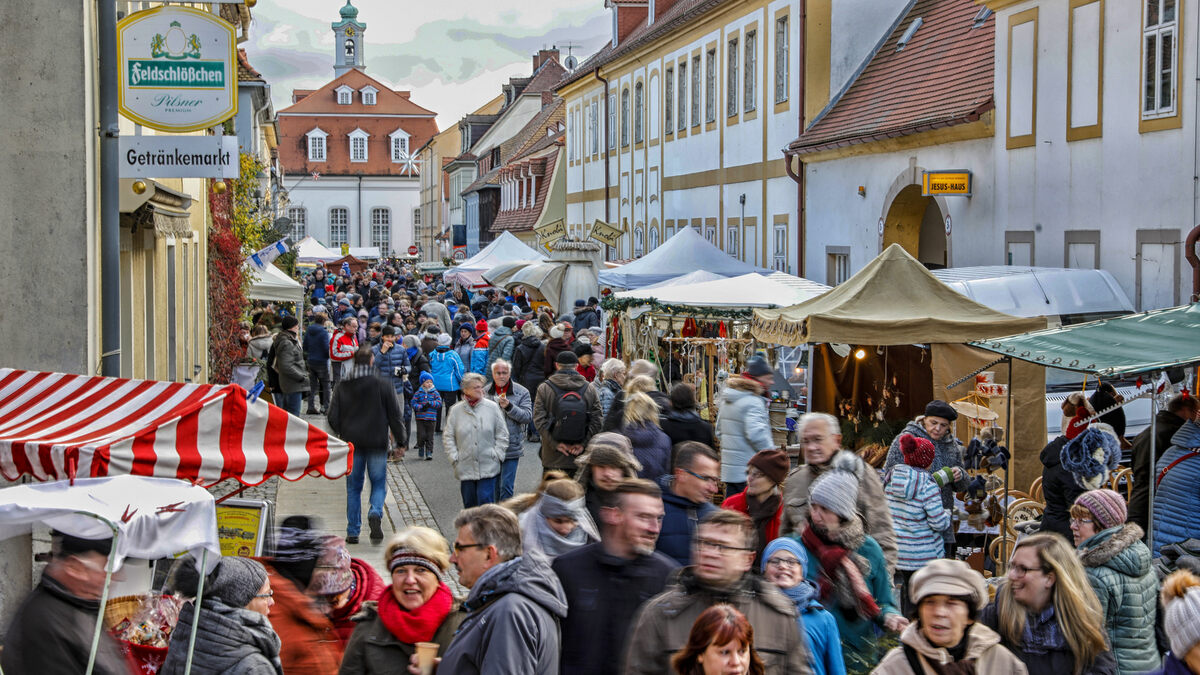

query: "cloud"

left=247, top=0, right=610, bottom=127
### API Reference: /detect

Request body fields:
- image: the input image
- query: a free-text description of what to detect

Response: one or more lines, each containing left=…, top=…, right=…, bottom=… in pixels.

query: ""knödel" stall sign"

left=117, top=6, right=237, bottom=133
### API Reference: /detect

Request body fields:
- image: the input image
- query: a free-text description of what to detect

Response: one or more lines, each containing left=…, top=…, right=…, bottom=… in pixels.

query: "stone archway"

left=880, top=165, right=950, bottom=269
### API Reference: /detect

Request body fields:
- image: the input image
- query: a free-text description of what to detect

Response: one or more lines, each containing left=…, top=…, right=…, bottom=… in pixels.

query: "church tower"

left=332, top=0, right=366, bottom=77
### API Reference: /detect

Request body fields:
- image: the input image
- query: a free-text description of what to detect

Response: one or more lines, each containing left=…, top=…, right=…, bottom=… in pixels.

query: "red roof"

left=788, top=0, right=994, bottom=155
left=491, top=149, right=560, bottom=234
left=237, top=49, right=263, bottom=82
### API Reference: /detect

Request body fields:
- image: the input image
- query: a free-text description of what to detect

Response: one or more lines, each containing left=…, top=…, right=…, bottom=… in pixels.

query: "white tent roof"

left=615, top=272, right=829, bottom=308
left=348, top=246, right=382, bottom=260
left=247, top=263, right=304, bottom=306
left=295, top=236, right=341, bottom=263
left=598, top=227, right=772, bottom=289
left=443, top=232, right=546, bottom=288
left=638, top=270, right=729, bottom=290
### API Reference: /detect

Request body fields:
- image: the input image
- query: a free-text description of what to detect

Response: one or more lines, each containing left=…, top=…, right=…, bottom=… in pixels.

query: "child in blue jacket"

left=410, top=372, right=443, bottom=460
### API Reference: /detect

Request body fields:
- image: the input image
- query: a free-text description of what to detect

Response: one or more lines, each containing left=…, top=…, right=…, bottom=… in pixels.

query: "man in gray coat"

left=435, top=504, right=568, bottom=674
left=271, top=316, right=310, bottom=416
left=486, top=359, right=532, bottom=502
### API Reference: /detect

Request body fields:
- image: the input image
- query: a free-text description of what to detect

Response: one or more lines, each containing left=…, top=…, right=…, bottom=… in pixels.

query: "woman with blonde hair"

left=980, top=533, right=1117, bottom=675
left=620, top=391, right=672, bottom=481
left=339, top=526, right=463, bottom=674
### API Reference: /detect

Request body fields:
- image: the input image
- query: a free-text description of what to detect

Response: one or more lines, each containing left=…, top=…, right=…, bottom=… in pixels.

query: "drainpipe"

left=1187, top=224, right=1200, bottom=302
left=784, top=0, right=808, bottom=278
left=594, top=67, right=611, bottom=257
left=357, top=173, right=364, bottom=247
left=98, top=0, right=120, bottom=376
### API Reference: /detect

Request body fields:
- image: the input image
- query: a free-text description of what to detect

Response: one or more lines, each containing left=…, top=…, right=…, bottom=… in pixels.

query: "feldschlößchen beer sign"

left=117, top=6, right=237, bottom=133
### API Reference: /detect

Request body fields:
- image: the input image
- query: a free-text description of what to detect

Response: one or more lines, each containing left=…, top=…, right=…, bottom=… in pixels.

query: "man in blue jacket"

left=303, top=313, right=330, bottom=415
left=656, top=442, right=720, bottom=565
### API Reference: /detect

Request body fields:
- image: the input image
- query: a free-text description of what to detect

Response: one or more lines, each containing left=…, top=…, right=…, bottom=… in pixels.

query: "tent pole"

left=1003, top=357, right=1013, bottom=565
left=85, top=523, right=120, bottom=675
left=1148, top=395, right=1159, bottom=554
left=184, top=549, right=208, bottom=675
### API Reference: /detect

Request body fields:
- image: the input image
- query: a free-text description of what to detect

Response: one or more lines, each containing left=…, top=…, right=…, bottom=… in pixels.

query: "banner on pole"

left=588, top=220, right=624, bottom=246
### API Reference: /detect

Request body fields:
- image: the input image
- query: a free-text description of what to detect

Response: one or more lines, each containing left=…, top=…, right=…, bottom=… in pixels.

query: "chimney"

left=533, top=48, right=560, bottom=72
left=541, top=91, right=554, bottom=107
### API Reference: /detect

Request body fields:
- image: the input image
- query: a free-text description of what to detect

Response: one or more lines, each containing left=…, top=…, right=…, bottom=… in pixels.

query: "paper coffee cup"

left=415, top=642, right=439, bottom=675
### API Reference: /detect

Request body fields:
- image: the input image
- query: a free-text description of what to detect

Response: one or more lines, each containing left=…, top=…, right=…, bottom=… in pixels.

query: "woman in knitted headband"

left=341, top=526, right=463, bottom=668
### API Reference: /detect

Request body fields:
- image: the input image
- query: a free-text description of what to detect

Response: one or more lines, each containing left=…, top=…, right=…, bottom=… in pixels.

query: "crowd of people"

left=7, top=259, right=1200, bottom=675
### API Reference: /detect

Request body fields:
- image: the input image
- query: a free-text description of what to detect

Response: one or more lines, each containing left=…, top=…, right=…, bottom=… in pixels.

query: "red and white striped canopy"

left=0, top=369, right=353, bottom=485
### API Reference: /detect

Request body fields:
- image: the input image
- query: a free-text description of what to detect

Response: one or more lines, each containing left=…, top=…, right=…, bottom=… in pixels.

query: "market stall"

left=294, top=236, right=341, bottom=263
left=246, top=262, right=304, bottom=309
left=443, top=231, right=546, bottom=289
left=482, top=239, right=604, bottom=316
left=597, top=227, right=772, bottom=289
left=325, top=254, right=369, bottom=275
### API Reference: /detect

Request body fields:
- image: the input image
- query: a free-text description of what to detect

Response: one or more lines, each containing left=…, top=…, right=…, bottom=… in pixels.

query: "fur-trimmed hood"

left=724, top=375, right=765, bottom=396
left=1079, top=522, right=1151, bottom=577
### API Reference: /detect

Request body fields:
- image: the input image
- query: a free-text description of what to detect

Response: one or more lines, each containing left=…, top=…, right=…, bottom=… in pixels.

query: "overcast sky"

left=246, top=0, right=610, bottom=129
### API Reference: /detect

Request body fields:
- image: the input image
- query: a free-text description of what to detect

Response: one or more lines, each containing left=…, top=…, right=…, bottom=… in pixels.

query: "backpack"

left=547, top=381, right=590, bottom=443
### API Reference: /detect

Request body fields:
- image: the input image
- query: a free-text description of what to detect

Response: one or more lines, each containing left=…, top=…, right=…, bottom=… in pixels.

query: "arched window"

left=634, top=82, right=645, bottom=143
left=371, top=208, right=391, bottom=252
left=344, top=39, right=355, bottom=59
left=648, top=225, right=660, bottom=251
left=633, top=225, right=645, bottom=258
left=620, top=88, right=630, bottom=147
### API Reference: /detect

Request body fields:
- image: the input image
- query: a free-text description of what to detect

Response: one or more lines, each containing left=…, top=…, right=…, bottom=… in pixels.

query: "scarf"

left=745, top=492, right=780, bottom=561
left=800, top=518, right=879, bottom=621
left=405, top=346, right=419, bottom=361
left=377, top=582, right=453, bottom=645
left=524, top=494, right=600, bottom=558
left=779, top=578, right=820, bottom=611
left=1020, top=605, right=1065, bottom=656
left=922, top=631, right=978, bottom=675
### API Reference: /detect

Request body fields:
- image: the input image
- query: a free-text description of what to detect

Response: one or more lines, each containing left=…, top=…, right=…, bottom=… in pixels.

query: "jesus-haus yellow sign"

left=922, top=170, right=972, bottom=197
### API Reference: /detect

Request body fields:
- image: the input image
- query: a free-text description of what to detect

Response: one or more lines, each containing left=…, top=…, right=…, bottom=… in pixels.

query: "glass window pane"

left=1161, top=31, right=1174, bottom=109
left=1145, top=35, right=1158, bottom=112
left=665, top=68, right=674, bottom=132
left=1163, top=0, right=1175, bottom=23
left=678, top=63, right=688, bottom=131
left=1147, top=0, right=1159, bottom=27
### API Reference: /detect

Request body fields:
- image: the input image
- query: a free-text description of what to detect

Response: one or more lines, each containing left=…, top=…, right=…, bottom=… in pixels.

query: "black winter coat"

left=1, top=575, right=128, bottom=675
left=1041, top=435, right=1087, bottom=540
left=552, top=543, right=678, bottom=675
left=159, top=598, right=283, bottom=675
left=328, top=372, right=406, bottom=452
left=660, top=407, right=716, bottom=452
left=511, top=335, right=547, bottom=394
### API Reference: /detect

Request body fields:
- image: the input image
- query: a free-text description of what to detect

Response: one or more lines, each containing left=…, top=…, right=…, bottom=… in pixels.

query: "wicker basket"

left=102, top=595, right=145, bottom=630
left=104, top=595, right=171, bottom=673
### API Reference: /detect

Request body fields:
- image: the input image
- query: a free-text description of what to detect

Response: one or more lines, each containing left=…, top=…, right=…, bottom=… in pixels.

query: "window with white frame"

left=648, top=225, right=660, bottom=251
left=306, top=129, right=328, bottom=162
left=705, top=224, right=717, bottom=244
left=371, top=208, right=391, bottom=251
left=590, top=101, right=599, bottom=155
left=413, top=207, right=422, bottom=228
left=329, top=208, right=349, bottom=246
left=349, top=129, right=368, bottom=162
left=567, top=111, right=574, bottom=161
left=665, top=67, right=674, bottom=132
left=608, top=94, right=616, bottom=149
left=727, top=38, right=739, bottom=116
left=678, top=61, right=688, bottom=131
left=726, top=225, right=740, bottom=259
left=634, top=82, right=644, bottom=143
left=1143, top=0, right=1178, bottom=118
left=390, top=131, right=409, bottom=162
left=705, top=49, right=716, bottom=122
left=288, top=207, right=307, bottom=239
left=361, top=86, right=378, bottom=105
left=772, top=223, right=788, bottom=272
left=336, top=86, right=353, bottom=105
left=665, top=223, right=675, bottom=239
left=633, top=225, right=645, bottom=258
left=692, top=55, right=702, bottom=126
left=744, top=30, right=757, bottom=112
left=827, top=247, right=850, bottom=285
left=775, top=16, right=789, bottom=103
left=621, top=88, right=630, bottom=146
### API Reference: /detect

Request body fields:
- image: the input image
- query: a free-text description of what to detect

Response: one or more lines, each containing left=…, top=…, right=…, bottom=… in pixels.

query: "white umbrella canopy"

left=481, top=259, right=546, bottom=288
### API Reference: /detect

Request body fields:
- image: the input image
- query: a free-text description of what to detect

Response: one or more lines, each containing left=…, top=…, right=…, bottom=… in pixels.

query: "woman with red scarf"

left=339, top=526, right=463, bottom=674
left=796, top=470, right=906, bottom=673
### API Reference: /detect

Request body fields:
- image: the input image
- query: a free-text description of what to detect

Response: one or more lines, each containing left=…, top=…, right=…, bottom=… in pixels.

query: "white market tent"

left=615, top=272, right=830, bottom=308
left=246, top=262, right=304, bottom=307
left=295, top=236, right=341, bottom=263
left=598, top=227, right=773, bottom=289
left=443, top=231, right=546, bottom=288
left=349, top=246, right=382, bottom=260
left=637, top=269, right=729, bottom=290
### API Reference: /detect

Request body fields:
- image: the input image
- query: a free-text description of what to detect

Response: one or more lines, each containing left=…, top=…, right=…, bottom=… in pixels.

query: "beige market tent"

left=752, top=244, right=1050, bottom=490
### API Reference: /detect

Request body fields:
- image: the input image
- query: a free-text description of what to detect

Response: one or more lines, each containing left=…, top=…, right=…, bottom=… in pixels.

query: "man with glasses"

left=622, top=510, right=813, bottom=675
left=656, top=441, right=720, bottom=565
left=2, top=532, right=128, bottom=674
left=780, top=412, right=897, bottom=574
left=554, top=478, right=678, bottom=675
left=433, top=504, right=568, bottom=674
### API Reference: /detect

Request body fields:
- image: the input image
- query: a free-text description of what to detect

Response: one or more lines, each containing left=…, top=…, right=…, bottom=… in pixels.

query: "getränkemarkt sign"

left=117, top=6, right=237, bottom=133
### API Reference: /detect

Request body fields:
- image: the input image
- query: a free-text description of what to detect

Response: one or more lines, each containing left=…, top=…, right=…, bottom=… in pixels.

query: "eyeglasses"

left=683, top=468, right=720, bottom=484
left=695, top=539, right=753, bottom=555
left=1069, top=517, right=1094, bottom=526
left=254, top=590, right=274, bottom=599
left=765, top=557, right=802, bottom=570
left=1008, top=563, right=1048, bottom=578
left=453, top=542, right=486, bottom=553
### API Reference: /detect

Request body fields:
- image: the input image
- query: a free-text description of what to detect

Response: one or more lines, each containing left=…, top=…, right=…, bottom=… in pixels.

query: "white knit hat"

left=1165, top=585, right=1200, bottom=657
left=809, top=470, right=859, bottom=521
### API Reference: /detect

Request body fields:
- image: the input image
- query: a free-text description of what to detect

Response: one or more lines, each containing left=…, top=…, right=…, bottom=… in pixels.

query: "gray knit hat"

left=1165, top=581, right=1200, bottom=656
left=809, top=470, right=859, bottom=521
left=171, top=555, right=268, bottom=608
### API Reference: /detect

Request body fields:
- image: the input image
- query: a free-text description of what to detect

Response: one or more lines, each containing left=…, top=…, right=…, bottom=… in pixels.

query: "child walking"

left=411, top=371, right=443, bottom=460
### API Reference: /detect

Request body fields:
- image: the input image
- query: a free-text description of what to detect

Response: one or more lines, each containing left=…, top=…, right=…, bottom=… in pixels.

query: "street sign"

left=921, top=170, right=972, bottom=197
left=452, top=247, right=467, bottom=262
left=407, top=245, right=419, bottom=255
left=117, top=6, right=237, bottom=133
left=534, top=219, right=566, bottom=242
left=119, top=135, right=239, bottom=178
left=589, top=219, right=624, bottom=246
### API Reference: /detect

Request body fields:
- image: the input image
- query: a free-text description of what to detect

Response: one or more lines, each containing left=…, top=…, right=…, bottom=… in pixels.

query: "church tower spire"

left=332, top=0, right=366, bottom=77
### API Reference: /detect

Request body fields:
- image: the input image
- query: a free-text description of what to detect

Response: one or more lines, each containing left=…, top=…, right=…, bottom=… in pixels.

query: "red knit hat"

left=1064, top=409, right=1090, bottom=440
left=898, top=433, right=936, bottom=469
left=475, top=319, right=488, bottom=332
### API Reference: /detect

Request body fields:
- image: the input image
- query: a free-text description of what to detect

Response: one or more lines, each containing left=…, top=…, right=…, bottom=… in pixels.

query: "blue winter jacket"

left=621, top=423, right=672, bottom=482
left=1153, top=420, right=1200, bottom=557
left=411, top=387, right=442, bottom=422
left=303, top=322, right=330, bottom=363
left=655, top=474, right=717, bottom=566
left=470, top=346, right=489, bottom=375
left=371, top=343, right=410, bottom=397
left=794, top=594, right=846, bottom=675
left=429, top=346, right=465, bottom=393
